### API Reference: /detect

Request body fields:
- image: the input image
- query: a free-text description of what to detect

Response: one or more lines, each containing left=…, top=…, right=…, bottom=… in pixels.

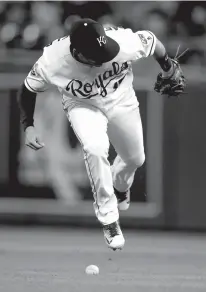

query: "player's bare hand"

left=25, top=126, right=45, bottom=150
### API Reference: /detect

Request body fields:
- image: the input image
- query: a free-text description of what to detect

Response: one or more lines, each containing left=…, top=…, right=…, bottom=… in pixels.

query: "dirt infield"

left=0, top=226, right=206, bottom=292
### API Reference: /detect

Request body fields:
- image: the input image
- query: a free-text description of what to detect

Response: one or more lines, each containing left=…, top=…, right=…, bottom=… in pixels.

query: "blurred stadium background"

left=0, top=0, right=206, bottom=231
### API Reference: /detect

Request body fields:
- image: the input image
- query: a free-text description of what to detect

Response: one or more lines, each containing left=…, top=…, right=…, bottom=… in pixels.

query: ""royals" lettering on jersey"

left=66, top=61, right=129, bottom=99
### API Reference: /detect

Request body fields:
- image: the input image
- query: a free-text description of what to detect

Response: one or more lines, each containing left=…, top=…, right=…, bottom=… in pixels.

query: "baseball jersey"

left=25, top=27, right=156, bottom=112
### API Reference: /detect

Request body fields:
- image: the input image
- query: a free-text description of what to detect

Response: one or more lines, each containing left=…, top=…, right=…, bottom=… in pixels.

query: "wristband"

left=156, top=53, right=173, bottom=72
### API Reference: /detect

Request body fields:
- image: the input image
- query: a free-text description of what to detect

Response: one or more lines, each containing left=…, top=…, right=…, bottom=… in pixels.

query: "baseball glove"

left=154, top=48, right=188, bottom=97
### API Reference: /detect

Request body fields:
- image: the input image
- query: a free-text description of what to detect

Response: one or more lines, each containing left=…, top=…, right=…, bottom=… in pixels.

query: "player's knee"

left=128, top=152, right=145, bottom=168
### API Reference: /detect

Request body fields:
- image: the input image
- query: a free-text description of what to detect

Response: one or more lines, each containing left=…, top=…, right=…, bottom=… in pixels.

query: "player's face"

left=76, top=52, right=102, bottom=67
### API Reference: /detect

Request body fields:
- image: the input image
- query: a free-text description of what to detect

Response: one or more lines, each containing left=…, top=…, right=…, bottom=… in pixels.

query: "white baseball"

left=85, top=265, right=99, bottom=275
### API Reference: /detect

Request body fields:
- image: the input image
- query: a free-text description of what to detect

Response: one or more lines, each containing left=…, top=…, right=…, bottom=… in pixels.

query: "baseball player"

left=18, top=18, right=185, bottom=250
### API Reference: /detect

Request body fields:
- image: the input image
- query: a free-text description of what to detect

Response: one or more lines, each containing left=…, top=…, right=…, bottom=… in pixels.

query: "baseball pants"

left=67, top=95, right=145, bottom=225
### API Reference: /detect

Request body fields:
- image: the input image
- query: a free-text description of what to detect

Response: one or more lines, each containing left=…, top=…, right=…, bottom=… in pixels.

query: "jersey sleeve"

left=106, top=27, right=157, bottom=62
left=24, top=56, right=50, bottom=93
left=131, top=30, right=157, bottom=61
left=134, top=30, right=156, bottom=59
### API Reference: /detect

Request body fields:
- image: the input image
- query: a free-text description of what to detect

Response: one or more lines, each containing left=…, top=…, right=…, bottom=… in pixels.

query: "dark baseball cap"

left=70, top=18, right=120, bottom=64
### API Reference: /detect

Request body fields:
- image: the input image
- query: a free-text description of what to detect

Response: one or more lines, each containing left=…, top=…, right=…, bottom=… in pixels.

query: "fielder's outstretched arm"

left=153, top=38, right=174, bottom=77
left=152, top=38, right=186, bottom=97
left=133, top=30, right=185, bottom=96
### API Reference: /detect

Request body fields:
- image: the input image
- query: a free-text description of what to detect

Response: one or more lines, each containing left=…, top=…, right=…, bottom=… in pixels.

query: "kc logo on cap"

left=97, top=36, right=106, bottom=47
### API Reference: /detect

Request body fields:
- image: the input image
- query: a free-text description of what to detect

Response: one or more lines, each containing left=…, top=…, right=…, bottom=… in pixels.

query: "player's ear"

left=71, top=47, right=77, bottom=56
left=73, top=48, right=85, bottom=61
left=70, top=44, right=77, bottom=57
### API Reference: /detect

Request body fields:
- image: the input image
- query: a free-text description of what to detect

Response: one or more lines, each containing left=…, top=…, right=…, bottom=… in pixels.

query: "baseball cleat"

left=103, top=221, right=125, bottom=250
left=114, top=188, right=130, bottom=211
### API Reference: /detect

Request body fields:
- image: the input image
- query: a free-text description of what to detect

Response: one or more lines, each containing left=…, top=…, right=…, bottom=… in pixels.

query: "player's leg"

left=108, top=97, right=145, bottom=210
left=66, top=104, right=125, bottom=249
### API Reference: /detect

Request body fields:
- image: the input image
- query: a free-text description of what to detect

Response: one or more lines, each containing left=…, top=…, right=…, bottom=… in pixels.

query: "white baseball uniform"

left=25, top=26, right=156, bottom=225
